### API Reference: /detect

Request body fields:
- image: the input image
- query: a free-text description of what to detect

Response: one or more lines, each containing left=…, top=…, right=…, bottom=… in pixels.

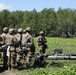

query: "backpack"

left=22, top=33, right=28, bottom=47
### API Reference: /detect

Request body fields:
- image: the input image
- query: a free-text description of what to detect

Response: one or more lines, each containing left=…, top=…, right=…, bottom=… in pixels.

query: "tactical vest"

left=37, top=35, right=47, bottom=45
left=5, top=34, right=14, bottom=46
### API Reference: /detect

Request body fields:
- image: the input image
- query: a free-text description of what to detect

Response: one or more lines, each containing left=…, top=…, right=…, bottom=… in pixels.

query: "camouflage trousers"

left=26, top=50, right=32, bottom=68
left=7, top=46, right=16, bottom=70
left=16, top=47, right=23, bottom=67
left=22, top=47, right=29, bottom=61
left=39, top=45, right=46, bottom=54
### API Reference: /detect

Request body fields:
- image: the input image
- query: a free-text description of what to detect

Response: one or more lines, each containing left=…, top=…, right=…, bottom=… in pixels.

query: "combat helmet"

left=26, top=27, right=31, bottom=32
left=39, top=31, right=44, bottom=35
left=9, top=28, right=14, bottom=34
left=18, top=28, right=23, bottom=33
left=3, top=27, right=9, bottom=32
left=23, top=29, right=26, bottom=33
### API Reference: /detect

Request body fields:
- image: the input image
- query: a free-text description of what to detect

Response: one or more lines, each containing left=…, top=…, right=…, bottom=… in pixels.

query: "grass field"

left=17, top=37, right=76, bottom=75
left=1, top=37, right=76, bottom=75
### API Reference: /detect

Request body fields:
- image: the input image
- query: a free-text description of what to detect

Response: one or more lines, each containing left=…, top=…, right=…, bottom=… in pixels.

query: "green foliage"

left=16, top=37, right=76, bottom=75
left=47, top=30, right=57, bottom=37
left=19, top=65, right=76, bottom=75
left=0, top=37, right=76, bottom=75
left=52, top=65, right=76, bottom=75
left=0, top=8, right=76, bottom=36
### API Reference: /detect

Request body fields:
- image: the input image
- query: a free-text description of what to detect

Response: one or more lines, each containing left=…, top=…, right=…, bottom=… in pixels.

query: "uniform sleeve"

left=12, top=36, right=17, bottom=44
left=0, top=36, right=4, bottom=45
left=16, top=34, right=21, bottom=42
left=27, top=35, right=34, bottom=47
left=37, top=36, right=39, bottom=42
left=44, top=37, right=47, bottom=43
left=0, top=34, right=5, bottom=45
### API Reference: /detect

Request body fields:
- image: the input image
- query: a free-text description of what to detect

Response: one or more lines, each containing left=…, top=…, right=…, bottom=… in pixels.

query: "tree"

left=0, top=10, right=10, bottom=33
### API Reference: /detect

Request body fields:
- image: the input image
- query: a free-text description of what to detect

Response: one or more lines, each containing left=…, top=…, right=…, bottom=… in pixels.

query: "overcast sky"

left=0, top=0, right=76, bottom=11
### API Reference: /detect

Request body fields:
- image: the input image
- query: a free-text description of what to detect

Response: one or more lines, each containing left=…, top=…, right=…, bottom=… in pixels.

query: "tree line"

left=0, top=8, right=76, bottom=37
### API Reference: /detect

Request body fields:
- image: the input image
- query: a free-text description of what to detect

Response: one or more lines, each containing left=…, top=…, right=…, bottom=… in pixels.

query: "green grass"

left=1, top=37, right=76, bottom=75
left=17, top=37, right=76, bottom=75
left=34, top=37, right=76, bottom=53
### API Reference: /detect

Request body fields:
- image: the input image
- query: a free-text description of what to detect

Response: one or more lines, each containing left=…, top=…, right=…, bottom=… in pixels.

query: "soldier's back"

left=5, top=33, right=14, bottom=46
left=16, top=33, right=21, bottom=42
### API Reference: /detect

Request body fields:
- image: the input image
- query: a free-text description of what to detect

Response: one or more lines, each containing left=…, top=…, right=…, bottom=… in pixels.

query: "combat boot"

left=11, top=66, right=15, bottom=71
left=26, top=61, right=30, bottom=69
left=8, top=66, right=11, bottom=71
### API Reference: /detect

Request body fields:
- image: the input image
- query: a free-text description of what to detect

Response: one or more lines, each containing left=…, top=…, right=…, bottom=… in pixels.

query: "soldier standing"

left=37, top=31, right=47, bottom=54
left=5, top=29, right=17, bottom=70
left=1, top=27, right=9, bottom=68
left=15, top=28, right=23, bottom=68
left=21, top=29, right=27, bottom=62
left=22, top=27, right=35, bottom=67
left=1, top=27, right=9, bottom=44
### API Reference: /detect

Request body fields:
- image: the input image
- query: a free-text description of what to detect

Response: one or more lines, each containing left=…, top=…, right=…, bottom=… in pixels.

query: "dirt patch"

left=2, top=70, right=18, bottom=75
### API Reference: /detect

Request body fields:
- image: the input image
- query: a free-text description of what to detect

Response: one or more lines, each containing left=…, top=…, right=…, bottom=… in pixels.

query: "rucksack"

left=22, top=33, right=28, bottom=47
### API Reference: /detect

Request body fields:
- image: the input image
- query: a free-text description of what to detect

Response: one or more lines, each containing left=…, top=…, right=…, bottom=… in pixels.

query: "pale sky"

left=0, top=0, right=76, bottom=11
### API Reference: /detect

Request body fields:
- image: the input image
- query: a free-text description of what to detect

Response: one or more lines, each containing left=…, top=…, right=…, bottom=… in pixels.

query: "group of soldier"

left=0, top=27, right=47, bottom=71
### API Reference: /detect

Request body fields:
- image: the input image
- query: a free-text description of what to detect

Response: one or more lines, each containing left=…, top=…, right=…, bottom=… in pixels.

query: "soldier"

left=1, top=27, right=9, bottom=68
left=1, top=27, right=9, bottom=43
left=21, top=29, right=27, bottom=62
left=15, top=28, right=23, bottom=68
left=22, top=27, right=35, bottom=67
left=37, top=31, right=47, bottom=54
left=16, top=28, right=23, bottom=47
left=5, top=28, right=17, bottom=70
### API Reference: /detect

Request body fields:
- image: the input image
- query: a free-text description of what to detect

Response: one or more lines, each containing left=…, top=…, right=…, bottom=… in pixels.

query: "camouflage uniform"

left=22, top=27, right=35, bottom=67
left=1, top=27, right=9, bottom=68
left=0, top=36, right=4, bottom=45
left=21, top=30, right=27, bottom=62
left=37, top=31, right=47, bottom=54
left=5, top=29, right=17, bottom=70
left=1, top=27, right=9, bottom=44
left=15, top=28, right=23, bottom=68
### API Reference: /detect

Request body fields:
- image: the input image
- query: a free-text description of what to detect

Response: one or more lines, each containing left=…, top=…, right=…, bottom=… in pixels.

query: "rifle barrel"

left=45, top=55, right=76, bottom=60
